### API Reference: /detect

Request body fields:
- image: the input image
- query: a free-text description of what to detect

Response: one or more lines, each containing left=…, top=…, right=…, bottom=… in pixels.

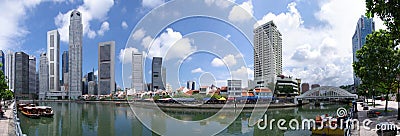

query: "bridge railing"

left=13, top=100, right=25, bottom=136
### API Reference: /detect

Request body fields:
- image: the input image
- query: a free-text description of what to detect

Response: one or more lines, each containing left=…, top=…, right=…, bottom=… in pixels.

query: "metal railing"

left=12, top=100, right=25, bottom=136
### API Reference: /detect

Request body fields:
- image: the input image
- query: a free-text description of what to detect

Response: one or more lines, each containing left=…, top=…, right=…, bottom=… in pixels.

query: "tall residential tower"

left=68, top=10, right=83, bottom=99
left=98, top=41, right=115, bottom=95
left=254, top=21, right=282, bottom=88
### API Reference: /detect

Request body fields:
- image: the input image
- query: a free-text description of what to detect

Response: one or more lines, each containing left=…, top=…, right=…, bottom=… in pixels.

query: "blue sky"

left=0, top=0, right=386, bottom=90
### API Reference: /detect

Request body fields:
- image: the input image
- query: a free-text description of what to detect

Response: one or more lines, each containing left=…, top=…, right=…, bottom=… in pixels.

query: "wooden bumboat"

left=21, top=107, right=40, bottom=119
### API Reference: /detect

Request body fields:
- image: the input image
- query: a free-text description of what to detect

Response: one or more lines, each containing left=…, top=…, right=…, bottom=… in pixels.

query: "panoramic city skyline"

left=0, top=0, right=387, bottom=90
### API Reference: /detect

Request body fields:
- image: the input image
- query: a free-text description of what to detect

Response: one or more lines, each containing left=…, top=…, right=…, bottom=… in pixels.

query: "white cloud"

left=205, top=0, right=235, bottom=9
left=119, top=47, right=139, bottom=64
left=191, top=68, right=205, bottom=73
left=97, top=21, right=110, bottom=36
left=142, top=28, right=196, bottom=60
left=255, top=1, right=366, bottom=86
left=121, top=21, right=128, bottom=29
left=228, top=0, right=253, bottom=23
left=373, top=16, right=387, bottom=30
left=94, top=70, right=98, bottom=76
left=133, top=28, right=146, bottom=41
left=142, top=0, right=165, bottom=8
left=0, top=1, right=42, bottom=50
left=54, top=0, right=114, bottom=42
left=211, top=54, right=237, bottom=67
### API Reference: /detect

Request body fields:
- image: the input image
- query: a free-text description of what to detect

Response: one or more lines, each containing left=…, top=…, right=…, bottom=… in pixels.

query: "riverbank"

left=0, top=101, right=15, bottom=136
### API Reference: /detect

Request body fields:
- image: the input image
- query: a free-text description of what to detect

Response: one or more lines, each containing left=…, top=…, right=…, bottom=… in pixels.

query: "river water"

left=19, top=102, right=349, bottom=136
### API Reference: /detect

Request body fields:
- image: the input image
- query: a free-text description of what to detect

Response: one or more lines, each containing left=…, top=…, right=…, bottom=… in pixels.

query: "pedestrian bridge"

left=294, top=86, right=358, bottom=104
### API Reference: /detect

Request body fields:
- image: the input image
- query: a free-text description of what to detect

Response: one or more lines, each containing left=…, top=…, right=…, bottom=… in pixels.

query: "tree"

left=353, top=30, right=400, bottom=112
left=366, top=0, right=400, bottom=40
left=0, top=63, right=10, bottom=105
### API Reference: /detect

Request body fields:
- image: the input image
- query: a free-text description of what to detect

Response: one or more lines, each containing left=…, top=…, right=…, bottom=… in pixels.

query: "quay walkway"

left=0, top=101, right=15, bottom=136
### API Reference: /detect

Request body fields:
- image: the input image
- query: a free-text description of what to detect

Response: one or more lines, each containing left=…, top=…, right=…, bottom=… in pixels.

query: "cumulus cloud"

left=119, top=47, right=139, bottom=64
left=256, top=1, right=367, bottom=86
left=132, top=28, right=146, bottom=41
left=142, top=0, right=165, bottom=8
left=191, top=68, right=205, bottom=73
left=141, top=28, right=196, bottom=60
left=54, top=0, right=114, bottom=42
left=228, top=0, right=253, bottom=23
left=211, top=54, right=237, bottom=67
left=205, top=0, right=235, bottom=9
left=121, top=21, right=128, bottom=29
left=0, top=1, right=42, bottom=50
left=97, top=21, right=110, bottom=36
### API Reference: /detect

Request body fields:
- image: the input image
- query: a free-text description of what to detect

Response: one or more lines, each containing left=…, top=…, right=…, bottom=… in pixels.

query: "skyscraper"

left=62, top=51, right=69, bottom=86
left=28, top=56, right=37, bottom=99
left=254, top=21, right=282, bottom=88
left=152, top=57, right=165, bottom=90
left=68, top=10, right=83, bottom=99
left=352, top=15, right=374, bottom=88
left=0, top=50, right=4, bottom=72
left=48, top=30, right=60, bottom=92
left=14, top=52, right=29, bottom=100
left=39, top=53, right=49, bottom=100
left=132, top=53, right=144, bottom=92
left=5, top=51, right=14, bottom=92
left=98, top=41, right=115, bottom=95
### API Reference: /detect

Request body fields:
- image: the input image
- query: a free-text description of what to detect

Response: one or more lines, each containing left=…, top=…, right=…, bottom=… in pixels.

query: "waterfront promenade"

left=353, top=99, right=399, bottom=136
left=0, top=101, right=15, bottom=136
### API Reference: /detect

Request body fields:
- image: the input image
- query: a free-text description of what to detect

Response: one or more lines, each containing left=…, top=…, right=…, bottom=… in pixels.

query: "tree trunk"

left=385, top=92, right=389, bottom=112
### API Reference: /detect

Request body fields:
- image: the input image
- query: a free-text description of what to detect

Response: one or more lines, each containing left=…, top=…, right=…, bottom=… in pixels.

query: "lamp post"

left=397, top=75, right=400, bottom=120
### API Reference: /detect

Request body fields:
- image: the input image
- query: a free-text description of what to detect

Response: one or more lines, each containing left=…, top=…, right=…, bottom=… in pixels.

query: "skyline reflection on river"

left=19, top=102, right=348, bottom=136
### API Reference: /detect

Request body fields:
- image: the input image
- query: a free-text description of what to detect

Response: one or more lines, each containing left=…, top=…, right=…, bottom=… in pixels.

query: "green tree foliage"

left=353, top=30, right=400, bottom=112
left=0, top=63, right=11, bottom=103
left=366, top=0, right=400, bottom=39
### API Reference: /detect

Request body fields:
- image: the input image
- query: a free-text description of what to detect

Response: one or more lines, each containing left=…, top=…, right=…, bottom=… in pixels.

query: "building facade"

left=5, top=51, right=14, bottom=92
left=301, top=83, right=310, bottom=93
left=152, top=57, right=165, bottom=90
left=98, top=41, right=115, bottom=95
left=132, top=53, right=144, bottom=92
left=228, top=80, right=242, bottom=97
left=352, top=15, right=374, bottom=88
left=14, top=52, right=29, bottom=100
left=68, top=10, right=83, bottom=99
left=187, top=81, right=195, bottom=90
left=39, top=53, right=49, bottom=100
left=62, top=51, right=68, bottom=86
left=48, top=30, right=60, bottom=92
left=254, top=21, right=282, bottom=88
left=88, top=81, right=97, bottom=95
left=311, top=84, right=320, bottom=89
left=29, top=56, right=37, bottom=99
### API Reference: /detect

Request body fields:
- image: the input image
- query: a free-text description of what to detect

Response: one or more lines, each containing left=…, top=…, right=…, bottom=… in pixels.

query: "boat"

left=17, top=103, right=28, bottom=111
left=36, top=106, right=54, bottom=117
left=21, top=107, right=40, bottom=119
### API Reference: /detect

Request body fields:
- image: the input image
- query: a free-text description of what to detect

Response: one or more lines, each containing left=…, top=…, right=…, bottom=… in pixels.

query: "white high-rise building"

left=47, top=29, right=60, bottom=92
left=39, top=53, right=49, bottom=100
left=132, top=53, right=143, bottom=92
left=228, top=80, right=242, bottom=97
left=68, top=10, right=83, bottom=99
left=254, top=21, right=282, bottom=88
left=5, top=50, right=14, bottom=92
left=98, top=41, right=115, bottom=95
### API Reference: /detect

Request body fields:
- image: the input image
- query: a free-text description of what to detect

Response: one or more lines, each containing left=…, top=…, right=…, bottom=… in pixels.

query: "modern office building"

left=14, top=52, right=29, bottom=99
left=62, top=51, right=68, bottom=85
left=311, top=84, right=320, bottom=89
left=254, top=21, right=282, bottom=88
left=301, top=83, right=310, bottom=93
left=227, top=80, right=242, bottom=97
left=98, top=41, right=115, bottom=95
left=88, top=81, right=97, bottom=95
left=68, top=10, right=83, bottom=99
left=152, top=57, right=165, bottom=90
left=39, top=53, right=49, bottom=100
left=132, top=53, right=144, bottom=92
left=352, top=15, right=375, bottom=88
left=48, top=29, right=60, bottom=92
left=0, top=50, right=4, bottom=72
left=29, top=56, right=37, bottom=99
left=5, top=51, right=14, bottom=92
left=247, top=80, right=255, bottom=89
left=275, top=75, right=299, bottom=97
left=187, top=81, right=195, bottom=90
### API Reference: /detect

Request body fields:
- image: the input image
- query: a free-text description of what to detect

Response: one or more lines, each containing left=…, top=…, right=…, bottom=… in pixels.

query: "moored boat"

left=21, top=107, right=40, bottom=119
left=36, top=106, right=54, bottom=117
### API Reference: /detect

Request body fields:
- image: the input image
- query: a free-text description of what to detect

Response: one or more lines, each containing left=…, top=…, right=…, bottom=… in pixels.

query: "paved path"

left=352, top=99, right=400, bottom=136
left=0, top=101, right=15, bottom=136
